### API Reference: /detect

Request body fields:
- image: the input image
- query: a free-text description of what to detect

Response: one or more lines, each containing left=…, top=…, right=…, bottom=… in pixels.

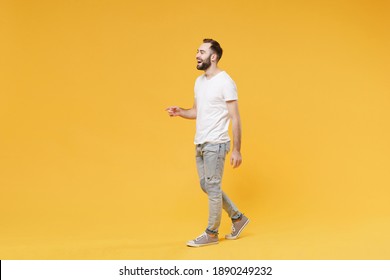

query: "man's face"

left=196, top=43, right=213, bottom=70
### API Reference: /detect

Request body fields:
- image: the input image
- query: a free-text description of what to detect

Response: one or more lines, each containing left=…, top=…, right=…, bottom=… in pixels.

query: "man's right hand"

left=166, top=103, right=197, bottom=120
left=165, top=106, right=182, bottom=117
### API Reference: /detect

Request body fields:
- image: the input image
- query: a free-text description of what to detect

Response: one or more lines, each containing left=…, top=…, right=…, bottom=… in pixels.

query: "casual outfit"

left=186, top=71, right=249, bottom=247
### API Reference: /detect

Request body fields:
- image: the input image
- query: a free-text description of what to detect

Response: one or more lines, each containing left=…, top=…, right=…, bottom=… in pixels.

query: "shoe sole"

left=186, top=241, right=219, bottom=247
left=225, top=218, right=250, bottom=240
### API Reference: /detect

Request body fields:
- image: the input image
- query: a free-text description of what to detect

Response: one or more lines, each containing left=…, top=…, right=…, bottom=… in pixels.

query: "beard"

left=196, top=55, right=211, bottom=70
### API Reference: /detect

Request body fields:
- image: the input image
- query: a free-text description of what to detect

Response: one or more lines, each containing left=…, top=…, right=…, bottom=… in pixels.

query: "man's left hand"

left=230, top=150, right=242, bottom=168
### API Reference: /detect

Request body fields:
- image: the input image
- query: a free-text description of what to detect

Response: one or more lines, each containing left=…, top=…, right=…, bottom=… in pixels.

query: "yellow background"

left=1, top=0, right=389, bottom=259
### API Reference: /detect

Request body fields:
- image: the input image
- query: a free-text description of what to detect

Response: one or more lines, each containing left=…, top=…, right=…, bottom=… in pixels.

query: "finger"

left=234, top=158, right=242, bottom=168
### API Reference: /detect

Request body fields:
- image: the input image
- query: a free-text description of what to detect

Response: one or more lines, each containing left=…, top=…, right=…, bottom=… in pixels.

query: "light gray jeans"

left=195, top=141, right=241, bottom=235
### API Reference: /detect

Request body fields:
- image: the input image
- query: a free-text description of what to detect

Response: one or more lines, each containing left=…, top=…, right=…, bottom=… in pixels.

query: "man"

left=166, top=38, right=249, bottom=247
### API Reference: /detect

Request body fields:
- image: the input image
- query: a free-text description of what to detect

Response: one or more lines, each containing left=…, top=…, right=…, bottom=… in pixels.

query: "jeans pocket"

left=217, top=142, right=230, bottom=159
left=203, top=143, right=220, bottom=153
left=195, top=144, right=202, bottom=157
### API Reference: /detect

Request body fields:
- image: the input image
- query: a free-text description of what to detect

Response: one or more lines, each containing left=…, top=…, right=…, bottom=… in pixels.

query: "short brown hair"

left=203, top=38, right=223, bottom=62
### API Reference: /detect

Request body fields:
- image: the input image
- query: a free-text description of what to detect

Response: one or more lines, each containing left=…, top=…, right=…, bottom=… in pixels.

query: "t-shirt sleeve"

left=222, top=78, right=238, bottom=101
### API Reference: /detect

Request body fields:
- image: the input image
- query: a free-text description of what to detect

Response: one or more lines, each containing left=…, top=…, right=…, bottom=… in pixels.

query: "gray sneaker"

left=186, top=232, right=219, bottom=247
left=225, top=215, right=250, bottom=240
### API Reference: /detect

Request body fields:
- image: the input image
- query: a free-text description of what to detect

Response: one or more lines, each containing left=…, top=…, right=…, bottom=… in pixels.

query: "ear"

left=211, top=53, right=217, bottom=63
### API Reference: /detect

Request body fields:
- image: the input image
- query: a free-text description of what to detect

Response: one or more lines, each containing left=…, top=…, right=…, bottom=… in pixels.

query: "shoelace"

left=195, top=232, right=207, bottom=241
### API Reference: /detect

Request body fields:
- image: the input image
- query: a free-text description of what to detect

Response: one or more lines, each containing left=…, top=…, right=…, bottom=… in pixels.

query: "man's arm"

left=166, top=99, right=197, bottom=119
left=227, top=100, right=242, bottom=168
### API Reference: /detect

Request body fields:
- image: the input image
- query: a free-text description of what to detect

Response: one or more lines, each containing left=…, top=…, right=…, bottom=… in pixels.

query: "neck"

left=204, top=64, right=222, bottom=79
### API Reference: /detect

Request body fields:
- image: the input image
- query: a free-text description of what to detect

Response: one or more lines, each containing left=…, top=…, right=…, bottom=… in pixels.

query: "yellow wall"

left=1, top=0, right=389, bottom=259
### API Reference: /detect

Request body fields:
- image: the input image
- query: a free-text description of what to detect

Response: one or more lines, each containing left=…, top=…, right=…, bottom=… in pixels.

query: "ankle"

left=232, top=214, right=243, bottom=223
left=205, top=229, right=218, bottom=237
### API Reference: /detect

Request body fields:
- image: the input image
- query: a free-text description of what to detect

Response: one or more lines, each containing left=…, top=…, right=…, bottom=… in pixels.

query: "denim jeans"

left=195, top=141, right=241, bottom=235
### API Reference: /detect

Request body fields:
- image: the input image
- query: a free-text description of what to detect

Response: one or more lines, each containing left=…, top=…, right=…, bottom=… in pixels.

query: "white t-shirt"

left=194, top=71, right=238, bottom=144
